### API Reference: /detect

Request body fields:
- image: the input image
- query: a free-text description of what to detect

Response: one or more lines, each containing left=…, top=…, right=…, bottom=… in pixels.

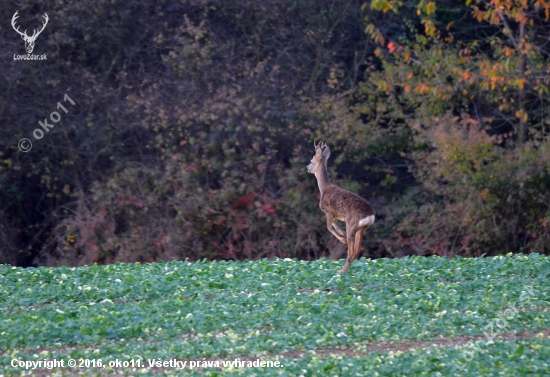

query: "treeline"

left=1, top=0, right=549, bottom=266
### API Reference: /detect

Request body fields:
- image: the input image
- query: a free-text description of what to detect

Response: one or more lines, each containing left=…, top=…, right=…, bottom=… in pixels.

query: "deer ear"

left=322, top=144, right=330, bottom=159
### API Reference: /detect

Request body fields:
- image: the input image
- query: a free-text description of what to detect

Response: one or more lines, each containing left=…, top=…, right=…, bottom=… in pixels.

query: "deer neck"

left=315, top=164, right=331, bottom=194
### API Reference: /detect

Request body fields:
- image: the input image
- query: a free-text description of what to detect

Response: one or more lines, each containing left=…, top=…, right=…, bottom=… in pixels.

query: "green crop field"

left=1, top=254, right=550, bottom=376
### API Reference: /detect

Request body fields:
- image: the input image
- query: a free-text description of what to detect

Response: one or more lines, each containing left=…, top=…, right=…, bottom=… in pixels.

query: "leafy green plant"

left=1, top=255, right=549, bottom=375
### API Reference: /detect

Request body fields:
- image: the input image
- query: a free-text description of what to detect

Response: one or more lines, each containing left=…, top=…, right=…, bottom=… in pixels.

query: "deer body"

left=320, top=186, right=374, bottom=226
left=307, top=142, right=374, bottom=273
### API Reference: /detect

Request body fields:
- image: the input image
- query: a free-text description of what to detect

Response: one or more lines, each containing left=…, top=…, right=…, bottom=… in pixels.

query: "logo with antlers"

left=12, top=11, right=49, bottom=54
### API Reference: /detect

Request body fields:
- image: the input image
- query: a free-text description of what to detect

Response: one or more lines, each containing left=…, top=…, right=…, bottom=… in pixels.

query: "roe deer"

left=307, top=142, right=374, bottom=273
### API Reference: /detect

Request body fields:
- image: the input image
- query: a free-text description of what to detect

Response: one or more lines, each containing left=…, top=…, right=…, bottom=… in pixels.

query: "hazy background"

left=2, top=0, right=550, bottom=266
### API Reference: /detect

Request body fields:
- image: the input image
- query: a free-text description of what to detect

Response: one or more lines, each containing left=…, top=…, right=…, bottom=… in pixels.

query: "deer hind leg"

left=326, top=212, right=347, bottom=244
left=339, top=226, right=357, bottom=273
left=351, top=227, right=366, bottom=264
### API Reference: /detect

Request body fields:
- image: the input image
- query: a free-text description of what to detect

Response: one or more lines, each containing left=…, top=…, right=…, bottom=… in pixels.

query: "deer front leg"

left=326, top=212, right=347, bottom=244
left=332, top=222, right=345, bottom=237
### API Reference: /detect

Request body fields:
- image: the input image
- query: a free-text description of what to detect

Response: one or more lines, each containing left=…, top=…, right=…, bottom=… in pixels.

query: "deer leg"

left=326, top=213, right=347, bottom=244
left=332, top=222, right=345, bottom=237
left=351, top=227, right=366, bottom=264
left=339, top=227, right=356, bottom=273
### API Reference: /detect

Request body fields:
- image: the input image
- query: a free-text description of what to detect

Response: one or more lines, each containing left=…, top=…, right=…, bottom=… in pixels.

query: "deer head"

left=306, top=141, right=331, bottom=174
left=12, top=11, right=49, bottom=54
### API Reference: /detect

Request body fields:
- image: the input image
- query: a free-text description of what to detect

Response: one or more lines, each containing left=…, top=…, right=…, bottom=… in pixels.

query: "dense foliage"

left=2, top=0, right=550, bottom=265
left=1, top=255, right=549, bottom=375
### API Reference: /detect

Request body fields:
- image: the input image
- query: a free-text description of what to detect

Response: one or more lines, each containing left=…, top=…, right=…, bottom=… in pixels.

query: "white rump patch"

left=358, top=215, right=375, bottom=228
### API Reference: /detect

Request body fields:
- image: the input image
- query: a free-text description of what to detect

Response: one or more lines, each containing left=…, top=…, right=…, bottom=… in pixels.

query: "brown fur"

left=307, top=142, right=375, bottom=273
left=320, top=186, right=374, bottom=222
